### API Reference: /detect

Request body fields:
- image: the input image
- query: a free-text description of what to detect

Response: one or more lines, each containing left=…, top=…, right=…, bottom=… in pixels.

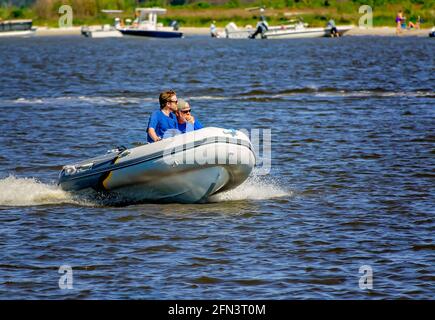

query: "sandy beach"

left=34, top=25, right=432, bottom=37
left=346, top=26, right=431, bottom=37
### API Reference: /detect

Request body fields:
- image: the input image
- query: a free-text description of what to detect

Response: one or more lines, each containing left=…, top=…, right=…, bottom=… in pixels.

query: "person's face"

left=166, top=95, right=178, bottom=112
left=178, top=103, right=192, bottom=121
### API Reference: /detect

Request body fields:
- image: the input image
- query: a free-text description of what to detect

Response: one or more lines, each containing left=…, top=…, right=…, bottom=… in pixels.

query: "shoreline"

left=34, top=26, right=432, bottom=37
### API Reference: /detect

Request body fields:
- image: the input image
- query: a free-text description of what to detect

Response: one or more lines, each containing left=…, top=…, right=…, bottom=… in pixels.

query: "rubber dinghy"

left=58, top=127, right=256, bottom=203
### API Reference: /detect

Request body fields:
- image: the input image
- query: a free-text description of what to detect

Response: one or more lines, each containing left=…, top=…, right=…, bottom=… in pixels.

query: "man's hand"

left=148, top=128, right=161, bottom=142
left=186, top=115, right=195, bottom=124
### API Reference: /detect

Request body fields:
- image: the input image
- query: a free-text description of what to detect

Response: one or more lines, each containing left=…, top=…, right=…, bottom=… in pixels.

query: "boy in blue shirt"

left=147, top=90, right=179, bottom=143
left=175, top=99, right=204, bottom=133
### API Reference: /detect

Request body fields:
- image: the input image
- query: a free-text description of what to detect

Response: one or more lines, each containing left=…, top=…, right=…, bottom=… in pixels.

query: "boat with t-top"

left=116, top=8, right=183, bottom=38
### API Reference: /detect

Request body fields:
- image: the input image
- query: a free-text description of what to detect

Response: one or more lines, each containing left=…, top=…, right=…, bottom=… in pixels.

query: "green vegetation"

left=0, top=0, right=433, bottom=28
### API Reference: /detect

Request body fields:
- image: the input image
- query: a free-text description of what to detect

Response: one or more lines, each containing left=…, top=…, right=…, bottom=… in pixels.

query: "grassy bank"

left=0, top=1, right=434, bottom=28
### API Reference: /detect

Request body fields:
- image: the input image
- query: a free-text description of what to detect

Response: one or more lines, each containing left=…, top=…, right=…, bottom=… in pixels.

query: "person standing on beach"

left=396, top=11, right=403, bottom=35
left=210, top=20, right=218, bottom=37
left=146, top=90, right=179, bottom=143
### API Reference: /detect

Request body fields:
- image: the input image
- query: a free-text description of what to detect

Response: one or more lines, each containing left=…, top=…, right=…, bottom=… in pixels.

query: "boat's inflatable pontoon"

left=58, top=127, right=256, bottom=203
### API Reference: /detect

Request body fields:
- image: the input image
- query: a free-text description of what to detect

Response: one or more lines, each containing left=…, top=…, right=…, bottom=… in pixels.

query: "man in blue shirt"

left=175, top=99, right=204, bottom=133
left=147, top=90, right=179, bottom=143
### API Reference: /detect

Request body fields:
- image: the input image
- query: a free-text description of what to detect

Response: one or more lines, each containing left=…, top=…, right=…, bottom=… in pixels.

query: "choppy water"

left=0, top=36, right=434, bottom=299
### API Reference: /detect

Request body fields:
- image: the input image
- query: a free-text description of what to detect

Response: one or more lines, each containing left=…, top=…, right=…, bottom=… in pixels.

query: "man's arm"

left=147, top=128, right=161, bottom=142
left=147, top=111, right=161, bottom=142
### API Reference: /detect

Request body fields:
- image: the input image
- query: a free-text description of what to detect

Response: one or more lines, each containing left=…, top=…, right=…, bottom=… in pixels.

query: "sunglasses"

left=180, top=109, right=191, bottom=114
left=168, top=100, right=178, bottom=104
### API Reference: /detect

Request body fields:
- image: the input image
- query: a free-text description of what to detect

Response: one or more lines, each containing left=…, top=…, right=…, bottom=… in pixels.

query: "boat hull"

left=0, top=29, right=35, bottom=37
left=81, top=26, right=123, bottom=38
left=118, top=28, right=183, bottom=38
left=266, top=25, right=353, bottom=39
left=58, top=128, right=255, bottom=203
left=265, top=27, right=327, bottom=39
left=104, top=166, right=234, bottom=204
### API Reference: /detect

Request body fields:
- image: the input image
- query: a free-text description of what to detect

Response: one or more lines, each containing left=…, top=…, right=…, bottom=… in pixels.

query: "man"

left=249, top=15, right=269, bottom=39
left=175, top=99, right=203, bottom=133
left=396, top=10, right=403, bottom=35
left=146, top=90, right=179, bottom=143
left=327, top=19, right=339, bottom=37
left=210, top=20, right=218, bottom=37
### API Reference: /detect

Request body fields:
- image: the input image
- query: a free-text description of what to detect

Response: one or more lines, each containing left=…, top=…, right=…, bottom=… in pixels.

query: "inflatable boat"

left=58, top=127, right=256, bottom=203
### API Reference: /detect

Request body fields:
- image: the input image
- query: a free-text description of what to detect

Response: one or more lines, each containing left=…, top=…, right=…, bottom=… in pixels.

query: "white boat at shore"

left=81, top=10, right=123, bottom=38
left=266, top=24, right=353, bottom=39
left=0, top=19, right=36, bottom=37
left=224, top=21, right=353, bottom=39
left=81, top=24, right=123, bottom=38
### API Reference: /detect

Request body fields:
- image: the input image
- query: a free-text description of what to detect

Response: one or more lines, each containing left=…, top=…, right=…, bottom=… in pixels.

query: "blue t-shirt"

left=146, top=110, right=178, bottom=143
left=177, top=119, right=204, bottom=133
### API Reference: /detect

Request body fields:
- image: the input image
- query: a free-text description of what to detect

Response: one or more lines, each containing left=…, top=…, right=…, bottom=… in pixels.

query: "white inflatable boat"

left=58, top=127, right=256, bottom=203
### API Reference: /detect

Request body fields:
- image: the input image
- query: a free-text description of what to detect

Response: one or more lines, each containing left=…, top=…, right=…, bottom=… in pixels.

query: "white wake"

left=209, top=172, right=291, bottom=202
left=0, top=175, right=79, bottom=206
left=0, top=173, right=290, bottom=206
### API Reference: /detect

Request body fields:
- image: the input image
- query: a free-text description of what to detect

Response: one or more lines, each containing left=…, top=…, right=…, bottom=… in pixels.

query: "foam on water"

left=4, top=90, right=432, bottom=109
left=0, top=175, right=82, bottom=207
left=4, top=96, right=155, bottom=107
left=314, top=90, right=435, bottom=98
left=192, top=95, right=229, bottom=100
left=0, top=173, right=290, bottom=206
left=209, top=172, right=291, bottom=202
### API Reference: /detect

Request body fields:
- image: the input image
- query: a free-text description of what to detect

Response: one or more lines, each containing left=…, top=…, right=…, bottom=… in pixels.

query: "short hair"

left=176, top=98, right=189, bottom=111
left=159, top=90, right=176, bottom=109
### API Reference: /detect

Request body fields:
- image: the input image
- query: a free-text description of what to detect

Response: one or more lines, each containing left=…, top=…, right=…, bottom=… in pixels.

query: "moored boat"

left=116, top=8, right=183, bottom=38
left=81, top=24, right=123, bottom=38
left=0, top=19, right=36, bottom=37
left=223, top=20, right=353, bottom=39
left=265, top=24, right=353, bottom=39
left=81, top=10, right=124, bottom=38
